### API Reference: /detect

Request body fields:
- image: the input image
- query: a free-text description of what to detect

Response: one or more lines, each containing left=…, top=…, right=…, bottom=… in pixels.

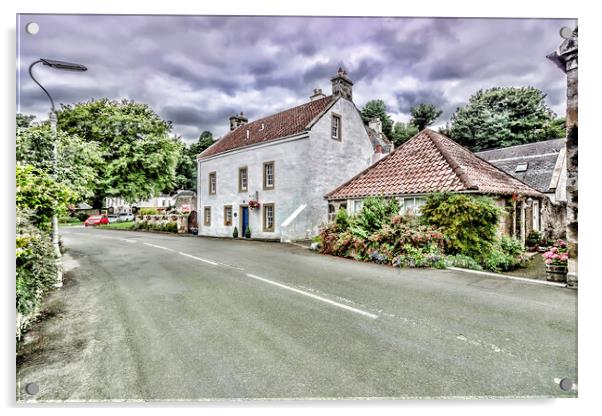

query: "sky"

left=17, top=15, right=575, bottom=143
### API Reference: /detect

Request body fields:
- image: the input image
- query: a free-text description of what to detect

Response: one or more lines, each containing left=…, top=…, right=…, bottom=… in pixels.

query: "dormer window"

left=331, top=113, right=342, bottom=141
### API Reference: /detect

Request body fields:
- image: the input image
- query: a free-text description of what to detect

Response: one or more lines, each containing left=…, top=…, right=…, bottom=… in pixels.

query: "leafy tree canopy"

left=16, top=113, right=36, bottom=128
left=360, top=100, right=394, bottom=138
left=16, top=122, right=103, bottom=200
left=56, top=99, right=180, bottom=205
left=16, top=163, right=76, bottom=232
left=390, top=122, right=419, bottom=146
left=167, top=131, right=215, bottom=193
left=410, top=103, right=442, bottom=130
left=448, top=87, right=564, bottom=151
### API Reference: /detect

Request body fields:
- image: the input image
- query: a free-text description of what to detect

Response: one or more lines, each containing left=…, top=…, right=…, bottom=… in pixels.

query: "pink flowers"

left=542, top=239, right=569, bottom=266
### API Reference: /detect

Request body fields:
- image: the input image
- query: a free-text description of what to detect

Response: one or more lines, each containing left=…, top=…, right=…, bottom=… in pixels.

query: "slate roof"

left=326, top=129, right=542, bottom=200
left=476, top=138, right=565, bottom=193
left=198, top=95, right=336, bottom=158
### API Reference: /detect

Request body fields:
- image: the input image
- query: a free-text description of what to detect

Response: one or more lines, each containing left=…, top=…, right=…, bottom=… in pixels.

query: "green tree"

left=167, top=131, right=215, bottom=192
left=390, top=122, right=419, bottom=146
left=16, top=113, right=36, bottom=128
left=16, top=164, right=75, bottom=232
left=410, top=103, right=442, bottom=130
left=448, top=87, right=563, bottom=151
left=190, top=130, right=215, bottom=156
left=360, top=100, right=394, bottom=138
left=56, top=99, right=180, bottom=206
left=16, top=123, right=102, bottom=200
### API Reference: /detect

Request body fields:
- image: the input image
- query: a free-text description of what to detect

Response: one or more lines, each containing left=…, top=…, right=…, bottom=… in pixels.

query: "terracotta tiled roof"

left=326, top=129, right=542, bottom=200
left=199, top=95, right=336, bottom=158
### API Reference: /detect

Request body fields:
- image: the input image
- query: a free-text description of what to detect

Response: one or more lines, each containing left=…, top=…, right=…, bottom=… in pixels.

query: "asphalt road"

left=17, top=227, right=577, bottom=401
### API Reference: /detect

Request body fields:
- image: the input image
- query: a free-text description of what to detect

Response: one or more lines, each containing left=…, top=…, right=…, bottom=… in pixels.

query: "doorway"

left=240, top=205, right=249, bottom=237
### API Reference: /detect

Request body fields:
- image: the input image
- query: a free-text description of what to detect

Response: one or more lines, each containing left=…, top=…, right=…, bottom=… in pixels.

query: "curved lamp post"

left=28, top=58, right=88, bottom=286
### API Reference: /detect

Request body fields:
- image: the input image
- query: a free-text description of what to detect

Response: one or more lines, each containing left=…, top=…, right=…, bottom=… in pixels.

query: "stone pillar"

left=547, top=26, right=578, bottom=258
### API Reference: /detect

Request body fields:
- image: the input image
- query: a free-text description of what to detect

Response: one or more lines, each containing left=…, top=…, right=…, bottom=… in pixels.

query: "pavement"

left=16, top=227, right=578, bottom=401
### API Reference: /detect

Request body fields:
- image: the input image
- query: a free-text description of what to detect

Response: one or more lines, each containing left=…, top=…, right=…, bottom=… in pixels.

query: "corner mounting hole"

left=25, top=382, right=39, bottom=395
left=26, top=22, right=39, bottom=35
left=559, top=378, right=573, bottom=391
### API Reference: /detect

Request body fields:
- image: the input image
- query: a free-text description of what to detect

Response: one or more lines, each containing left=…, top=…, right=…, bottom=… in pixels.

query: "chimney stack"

left=229, top=112, right=248, bottom=131
left=310, top=88, right=326, bottom=101
left=331, top=67, right=353, bottom=101
left=368, top=117, right=382, bottom=133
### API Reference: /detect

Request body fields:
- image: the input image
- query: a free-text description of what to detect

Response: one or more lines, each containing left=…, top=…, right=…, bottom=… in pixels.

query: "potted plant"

left=244, top=225, right=251, bottom=238
left=542, top=239, right=569, bottom=282
left=248, top=200, right=260, bottom=210
left=233, top=226, right=238, bottom=238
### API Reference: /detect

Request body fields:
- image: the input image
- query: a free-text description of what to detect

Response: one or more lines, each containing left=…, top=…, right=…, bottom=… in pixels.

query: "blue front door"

left=241, top=206, right=249, bottom=237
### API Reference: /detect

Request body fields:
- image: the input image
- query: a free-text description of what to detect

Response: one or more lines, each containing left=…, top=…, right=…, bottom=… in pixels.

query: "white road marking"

left=447, top=267, right=567, bottom=288
left=120, top=238, right=136, bottom=243
left=143, top=242, right=175, bottom=252
left=178, top=251, right=218, bottom=266
left=245, top=273, right=379, bottom=319
left=219, top=262, right=245, bottom=271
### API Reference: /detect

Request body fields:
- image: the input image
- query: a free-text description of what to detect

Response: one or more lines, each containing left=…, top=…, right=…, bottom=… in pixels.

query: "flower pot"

left=545, top=264, right=568, bottom=283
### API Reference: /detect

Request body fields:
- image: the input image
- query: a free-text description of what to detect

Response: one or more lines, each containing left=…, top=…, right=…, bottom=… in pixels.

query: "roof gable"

left=199, top=95, right=336, bottom=159
left=326, top=129, right=541, bottom=200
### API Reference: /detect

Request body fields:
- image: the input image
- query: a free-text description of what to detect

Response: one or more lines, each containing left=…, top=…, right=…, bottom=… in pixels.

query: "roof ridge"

left=426, top=129, right=542, bottom=196
left=476, top=137, right=566, bottom=154
left=423, top=129, right=478, bottom=190
left=240, top=95, right=333, bottom=128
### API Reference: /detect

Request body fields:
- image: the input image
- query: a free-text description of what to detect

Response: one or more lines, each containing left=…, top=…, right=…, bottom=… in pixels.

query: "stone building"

left=325, top=129, right=543, bottom=244
left=196, top=68, right=391, bottom=241
left=477, top=138, right=567, bottom=239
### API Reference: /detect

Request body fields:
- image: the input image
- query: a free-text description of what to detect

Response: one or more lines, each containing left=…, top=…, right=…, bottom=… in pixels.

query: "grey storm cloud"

left=17, top=14, right=575, bottom=142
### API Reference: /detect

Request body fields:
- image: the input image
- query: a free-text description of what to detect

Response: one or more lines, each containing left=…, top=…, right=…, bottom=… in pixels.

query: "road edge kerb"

left=447, top=267, right=569, bottom=288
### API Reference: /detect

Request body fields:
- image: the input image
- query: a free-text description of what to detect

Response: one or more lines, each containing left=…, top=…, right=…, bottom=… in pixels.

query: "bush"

left=351, top=197, right=400, bottom=236
left=334, top=208, right=350, bottom=231
left=163, top=222, right=177, bottom=233
left=76, top=211, right=90, bottom=222
left=233, top=226, right=239, bottom=238
left=481, top=237, right=527, bottom=272
left=420, top=193, right=502, bottom=258
left=245, top=226, right=251, bottom=238
left=16, top=208, right=59, bottom=340
left=139, top=207, right=159, bottom=216
left=445, top=254, right=483, bottom=270
left=526, top=230, right=543, bottom=248
left=59, top=216, right=81, bottom=224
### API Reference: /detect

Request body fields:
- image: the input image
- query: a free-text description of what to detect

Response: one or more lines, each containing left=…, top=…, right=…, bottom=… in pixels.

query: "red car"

left=84, top=214, right=109, bottom=227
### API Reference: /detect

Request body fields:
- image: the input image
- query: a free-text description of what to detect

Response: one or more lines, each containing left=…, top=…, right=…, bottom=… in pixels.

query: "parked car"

left=107, top=214, right=120, bottom=223
left=118, top=212, right=135, bottom=222
left=84, top=215, right=109, bottom=227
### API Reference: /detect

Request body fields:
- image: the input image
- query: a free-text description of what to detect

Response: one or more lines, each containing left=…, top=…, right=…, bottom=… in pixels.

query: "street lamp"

left=28, top=58, right=88, bottom=286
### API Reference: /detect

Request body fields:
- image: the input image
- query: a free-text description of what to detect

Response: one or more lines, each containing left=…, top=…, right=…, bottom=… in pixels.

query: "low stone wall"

left=542, top=198, right=567, bottom=240
left=135, top=214, right=189, bottom=234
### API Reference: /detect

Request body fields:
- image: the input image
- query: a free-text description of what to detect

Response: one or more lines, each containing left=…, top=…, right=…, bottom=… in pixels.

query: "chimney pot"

left=229, top=112, right=248, bottom=131
left=310, top=87, right=326, bottom=101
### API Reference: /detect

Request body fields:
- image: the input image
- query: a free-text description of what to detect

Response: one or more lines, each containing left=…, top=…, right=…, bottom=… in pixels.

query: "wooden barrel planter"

left=545, top=264, right=568, bottom=282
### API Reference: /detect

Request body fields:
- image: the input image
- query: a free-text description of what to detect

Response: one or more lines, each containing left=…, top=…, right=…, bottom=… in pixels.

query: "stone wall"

left=135, top=214, right=189, bottom=234
left=541, top=198, right=567, bottom=240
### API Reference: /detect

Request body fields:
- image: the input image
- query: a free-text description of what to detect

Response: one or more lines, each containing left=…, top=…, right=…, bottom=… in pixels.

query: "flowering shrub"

left=318, top=198, right=446, bottom=268
left=542, top=239, right=569, bottom=266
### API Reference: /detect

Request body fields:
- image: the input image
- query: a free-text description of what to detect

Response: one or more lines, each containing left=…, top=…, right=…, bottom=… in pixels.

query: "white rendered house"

left=196, top=68, right=391, bottom=241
